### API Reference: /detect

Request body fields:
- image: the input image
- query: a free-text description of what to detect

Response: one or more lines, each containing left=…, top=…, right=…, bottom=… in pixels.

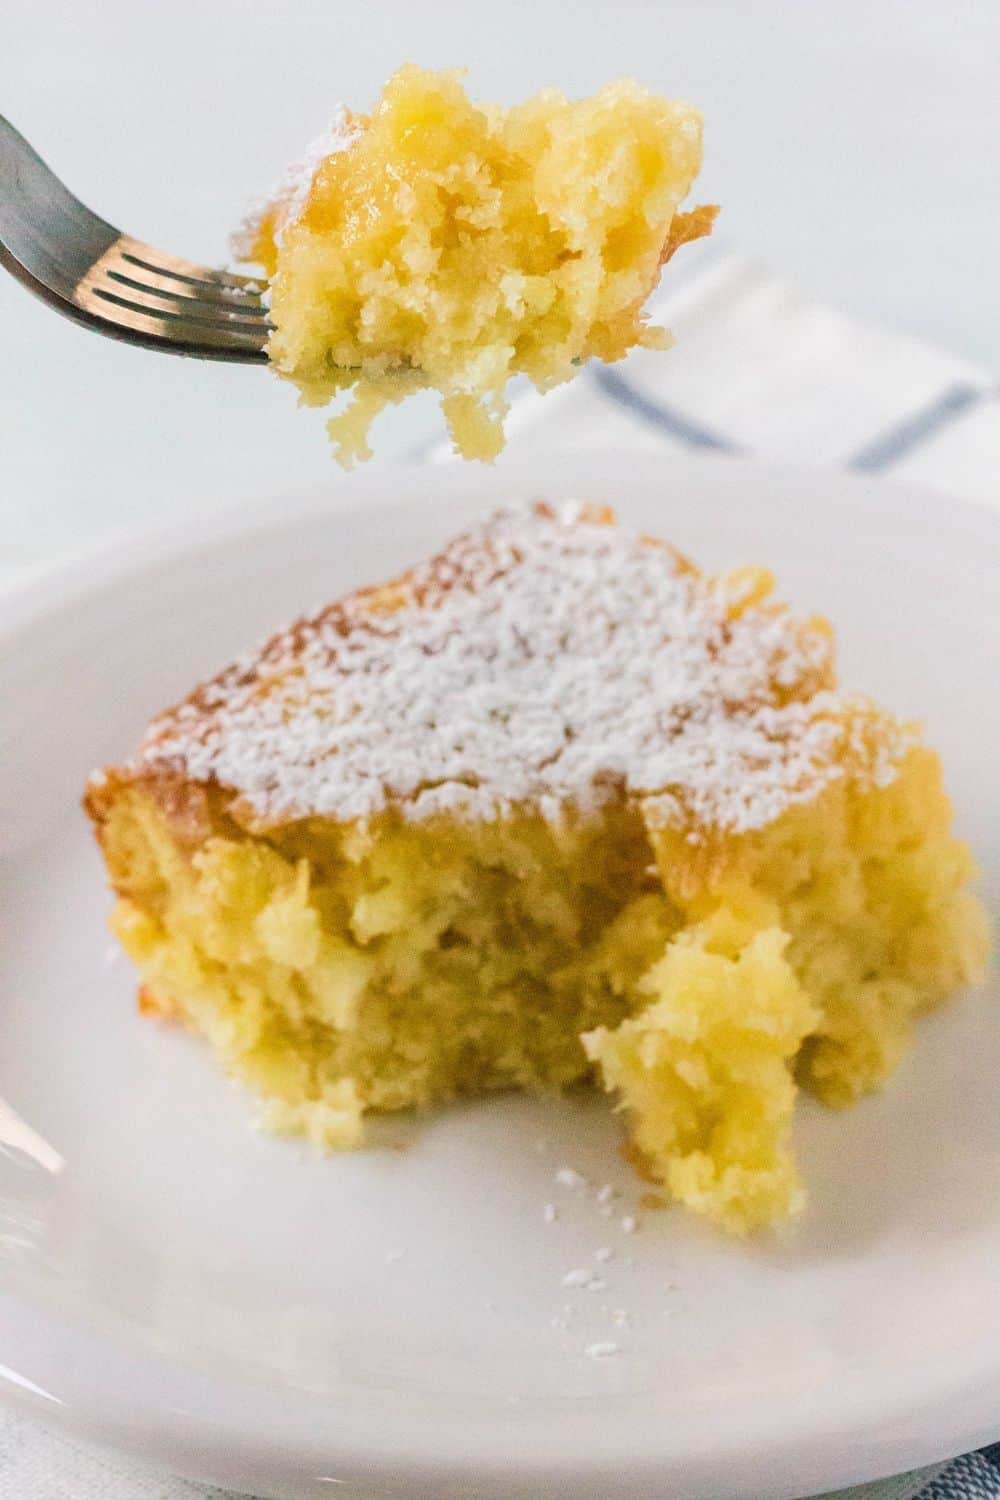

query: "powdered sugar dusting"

left=132, top=504, right=910, bottom=836
left=230, top=106, right=360, bottom=262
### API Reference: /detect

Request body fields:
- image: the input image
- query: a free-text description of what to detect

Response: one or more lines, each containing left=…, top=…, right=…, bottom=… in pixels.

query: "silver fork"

left=0, top=114, right=269, bottom=362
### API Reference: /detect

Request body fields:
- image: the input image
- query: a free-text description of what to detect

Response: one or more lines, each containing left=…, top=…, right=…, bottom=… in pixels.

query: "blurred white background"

left=3, top=0, right=998, bottom=579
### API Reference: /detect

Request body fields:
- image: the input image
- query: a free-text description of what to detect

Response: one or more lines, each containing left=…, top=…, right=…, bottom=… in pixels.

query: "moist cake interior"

left=86, top=505, right=989, bottom=1235
left=237, top=66, right=715, bottom=465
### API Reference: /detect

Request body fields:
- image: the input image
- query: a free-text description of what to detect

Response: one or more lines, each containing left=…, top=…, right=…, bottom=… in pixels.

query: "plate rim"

left=4, top=447, right=1000, bottom=636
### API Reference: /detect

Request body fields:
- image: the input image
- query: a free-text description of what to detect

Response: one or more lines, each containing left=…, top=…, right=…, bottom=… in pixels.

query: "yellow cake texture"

left=85, top=504, right=989, bottom=1235
left=235, top=66, right=715, bottom=465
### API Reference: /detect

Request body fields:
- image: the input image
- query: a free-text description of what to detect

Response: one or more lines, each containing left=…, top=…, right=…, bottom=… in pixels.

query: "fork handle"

left=0, top=114, right=120, bottom=308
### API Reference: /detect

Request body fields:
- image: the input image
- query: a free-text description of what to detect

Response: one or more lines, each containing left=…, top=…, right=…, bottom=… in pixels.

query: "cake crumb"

left=543, top=1202, right=558, bottom=1224
left=595, top=1184, right=616, bottom=1206
left=555, top=1167, right=587, bottom=1190
left=563, top=1267, right=610, bottom=1292
left=586, top=1341, right=620, bottom=1359
left=594, top=1246, right=613, bottom=1263
left=621, top=1214, right=638, bottom=1234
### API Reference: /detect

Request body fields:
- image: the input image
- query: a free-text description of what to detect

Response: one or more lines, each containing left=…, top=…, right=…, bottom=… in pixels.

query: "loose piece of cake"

left=85, top=505, right=989, bottom=1235
left=235, top=67, right=716, bottom=465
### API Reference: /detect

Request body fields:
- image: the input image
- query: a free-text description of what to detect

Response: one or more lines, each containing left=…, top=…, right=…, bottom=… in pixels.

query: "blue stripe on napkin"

left=591, top=366, right=741, bottom=453
left=848, top=383, right=986, bottom=472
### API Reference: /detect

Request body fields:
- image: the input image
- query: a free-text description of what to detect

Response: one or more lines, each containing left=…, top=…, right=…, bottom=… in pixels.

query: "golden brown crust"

left=84, top=768, right=217, bottom=863
left=81, top=503, right=911, bottom=859
left=86, top=502, right=700, bottom=841
left=660, top=203, right=719, bottom=266
left=621, top=1136, right=660, bottom=1183
left=138, top=985, right=180, bottom=1023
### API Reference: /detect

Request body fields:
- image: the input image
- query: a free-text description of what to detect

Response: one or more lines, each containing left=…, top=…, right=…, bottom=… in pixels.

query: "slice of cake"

left=235, top=66, right=716, bottom=465
left=85, top=504, right=989, bottom=1234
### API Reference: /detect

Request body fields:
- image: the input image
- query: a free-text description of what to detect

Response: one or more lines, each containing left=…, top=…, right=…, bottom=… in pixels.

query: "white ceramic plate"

left=0, top=452, right=997, bottom=1500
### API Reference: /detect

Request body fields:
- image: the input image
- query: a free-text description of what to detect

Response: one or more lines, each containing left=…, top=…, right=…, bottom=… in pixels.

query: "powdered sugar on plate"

left=129, top=502, right=911, bottom=837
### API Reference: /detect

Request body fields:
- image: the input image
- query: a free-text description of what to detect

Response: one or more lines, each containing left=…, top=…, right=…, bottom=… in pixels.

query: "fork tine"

left=72, top=236, right=271, bottom=354
left=74, top=288, right=269, bottom=352
left=103, top=266, right=270, bottom=316
left=117, top=243, right=265, bottom=295
left=76, top=234, right=270, bottom=332
left=92, top=246, right=270, bottom=324
left=107, top=242, right=270, bottom=316
left=87, top=285, right=269, bottom=337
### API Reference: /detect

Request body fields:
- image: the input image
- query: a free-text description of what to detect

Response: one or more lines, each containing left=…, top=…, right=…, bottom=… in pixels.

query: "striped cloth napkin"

left=423, top=238, right=1000, bottom=507
left=1, top=244, right=997, bottom=1500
